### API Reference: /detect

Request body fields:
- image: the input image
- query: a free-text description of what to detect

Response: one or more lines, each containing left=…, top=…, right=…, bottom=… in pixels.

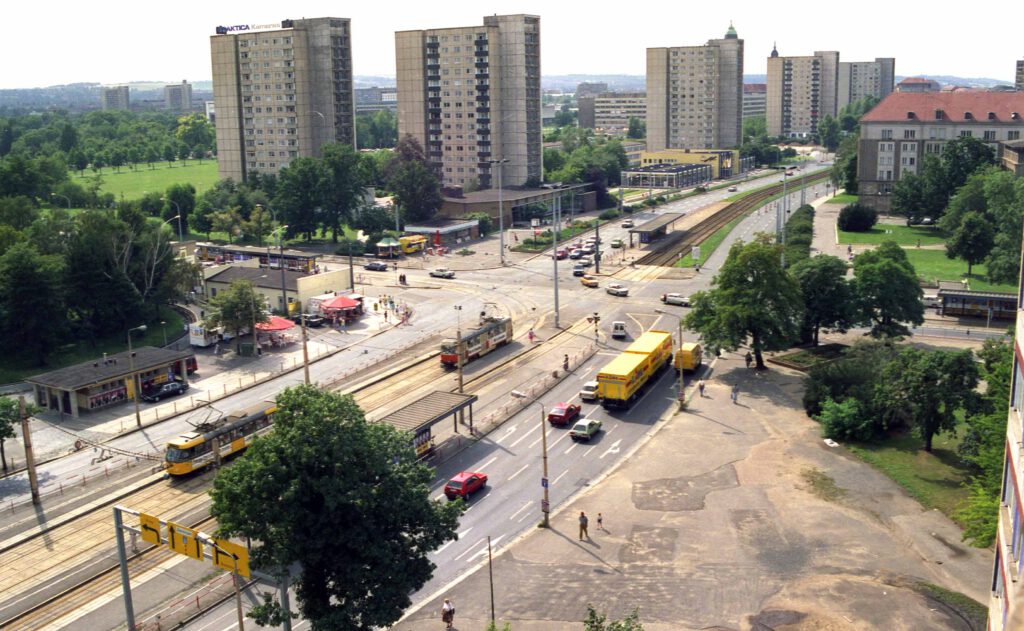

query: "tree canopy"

left=945, top=210, right=994, bottom=276
left=210, top=385, right=461, bottom=630
left=386, top=135, right=442, bottom=224
left=852, top=241, right=923, bottom=338
left=790, top=255, right=856, bottom=345
left=204, top=281, right=270, bottom=347
left=684, top=236, right=803, bottom=369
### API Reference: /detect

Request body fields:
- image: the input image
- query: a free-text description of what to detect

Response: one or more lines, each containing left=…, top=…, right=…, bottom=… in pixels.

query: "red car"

left=554, top=248, right=568, bottom=260
left=547, top=403, right=582, bottom=426
left=444, top=471, right=488, bottom=500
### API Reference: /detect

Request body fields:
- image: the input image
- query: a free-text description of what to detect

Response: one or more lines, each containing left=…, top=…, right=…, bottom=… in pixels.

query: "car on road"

left=660, top=293, right=690, bottom=307
left=580, top=244, right=595, bottom=255
left=141, top=380, right=189, bottom=403
left=621, top=219, right=634, bottom=228
left=554, top=248, right=568, bottom=260
left=430, top=267, right=455, bottom=279
left=444, top=471, right=488, bottom=500
left=580, top=275, right=599, bottom=288
left=569, top=418, right=602, bottom=441
left=727, top=185, right=738, bottom=192
left=569, top=249, right=584, bottom=259
left=580, top=380, right=599, bottom=401
left=572, top=263, right=588, bottom=276
left=606, top=282, right=629, bottom=297
left=611, top=321, right=627, bottom=338
left=364, top=261, right=389, bottom=271
left=610, top=238, right=624, bottom=249
left=547, top=403, right=582, bottom=426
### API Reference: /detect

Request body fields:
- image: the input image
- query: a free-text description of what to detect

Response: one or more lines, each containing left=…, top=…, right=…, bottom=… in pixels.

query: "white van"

left=611, top=321, right=627, bottom=338
left=580, top=381, right=599, bottom=401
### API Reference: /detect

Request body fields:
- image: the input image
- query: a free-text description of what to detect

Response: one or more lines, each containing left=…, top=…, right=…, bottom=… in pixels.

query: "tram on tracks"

left=164, top=402, right=276, bottom=475
left=440, top=316, right=513, bottom=368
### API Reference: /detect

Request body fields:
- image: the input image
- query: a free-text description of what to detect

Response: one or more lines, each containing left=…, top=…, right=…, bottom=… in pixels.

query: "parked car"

left=580, top=275, right=600, bottom=288
left=430, top=267, right=455, bottom=278
left=572, top=264, right=588, bottom=277
left=570, top=418, right=602, bottom=441
left=610, top=238, right=624, bottom=249
left=547, top=403, right=582, bottom=426
left=661, top=293, right=690, bottom=307
left=444, top=471, right=488, bottom=500
left=579, top=381, right=599, bottom=401
left=292, top=313, right=325, bottom=327
left=606, top=283, right=629, bottom=297
left=621, top=220, right=634, bottom=228
left=141, top=380, right=189, bottom=403
left=364, top=261, right=389, bottom=271
left=727, top=185, right=738, bottom=192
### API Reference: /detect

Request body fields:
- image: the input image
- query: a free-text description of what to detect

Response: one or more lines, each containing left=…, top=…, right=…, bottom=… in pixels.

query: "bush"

left=464, top=212, right=493, bottom=236
left=598, top=209, right=620, bottom=220
left=334, top=238, right=365, bottom=256
left=818, top=397, right=875, bottom=441
left=837, top=203, right=878, bottom=232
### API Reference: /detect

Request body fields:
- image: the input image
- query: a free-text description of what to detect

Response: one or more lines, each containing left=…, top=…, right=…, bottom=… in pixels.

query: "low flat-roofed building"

left=27, top=346, right=196, bottom=418
left=640, top=148, right=752, bottom=178
left=203, top=265, right=352, bottom=316
left=439, top=183, right=595, bottom=227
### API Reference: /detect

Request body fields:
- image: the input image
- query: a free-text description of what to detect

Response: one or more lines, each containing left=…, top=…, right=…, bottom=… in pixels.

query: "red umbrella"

left=434, top=229, right=442, bottom=247
left=255, top=316, right=295, bottom=331
left=322, top=295, right=359, bottom=310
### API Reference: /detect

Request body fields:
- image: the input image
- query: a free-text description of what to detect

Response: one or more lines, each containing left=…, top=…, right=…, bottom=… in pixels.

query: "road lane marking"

left=453, top=539, right=485, bottom=561
left=508, top=464, right=529, bottom=480
left=553, top=469, right=569, bottom=485
left=479, top=456, right=498, bottom=470
left=600, top=439, right=622, bottom=459
left=438, top=528, right=472, bottom=554
left=469, top=535, right=505, bottom=560
left=496, top=425, right=518, bottom=443
left=564, top=442, right=577, bottom=455
left=584, top=445, right=596, bottom=456
left=509, top=501, right=531, bottom=521
left=508, top=427, right=537, bottom=448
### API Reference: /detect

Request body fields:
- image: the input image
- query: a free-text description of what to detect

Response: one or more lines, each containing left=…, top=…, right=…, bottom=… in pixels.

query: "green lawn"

left=848, top=426, right=971, bottom=523
left=675, top=216, right=743, bottom=267
left=829, top=193, right=859, bottom=205
left=0, top=306, right=185, bottom=385
left=903, top=249, right=1016, bottom=293
left=72, top=159, right=221, bottom=200
left=839, top=224, right=946, bottom=246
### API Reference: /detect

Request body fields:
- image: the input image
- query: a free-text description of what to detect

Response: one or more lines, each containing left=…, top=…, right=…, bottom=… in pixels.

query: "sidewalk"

left=395, top=353, right=990, bottom=630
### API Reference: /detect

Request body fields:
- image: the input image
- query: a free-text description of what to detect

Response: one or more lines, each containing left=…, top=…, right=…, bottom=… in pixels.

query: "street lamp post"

left=489, top=158, right=509, bottom=266
left=160, top=320, right=167, bottom=347
left=264, top=216, right=290, bottom=317
left=127, top=325, right=147, bottom=427
left=510, top=390, right=549, bottom=527
left=161, top=198, right=184, bottom=241
left=656, top=309, right=685, bottom=406
left=50, top=193, right=71, bottom=210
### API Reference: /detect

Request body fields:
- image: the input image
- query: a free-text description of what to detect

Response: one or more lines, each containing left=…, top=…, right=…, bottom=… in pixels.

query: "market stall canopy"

left=322, top=295, right=360, bottom=310
left=255, top=316, right=295, bottom=331
left=377, top=237, right=400, bottom=247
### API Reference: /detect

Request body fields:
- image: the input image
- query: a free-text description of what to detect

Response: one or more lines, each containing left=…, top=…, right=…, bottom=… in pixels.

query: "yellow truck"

left=674, top=342, right=702, bottom=373
left=596, top=330, right=674, bottom=408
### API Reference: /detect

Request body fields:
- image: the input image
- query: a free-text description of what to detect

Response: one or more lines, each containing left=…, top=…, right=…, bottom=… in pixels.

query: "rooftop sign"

left=215, top=23, right=281, bottom=35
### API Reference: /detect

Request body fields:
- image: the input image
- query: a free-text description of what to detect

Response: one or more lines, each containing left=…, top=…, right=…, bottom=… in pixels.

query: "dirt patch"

left=632, top=463, right=739, bottom=511
left=800, top=468, right=847, bottom=503
left=618, top=526, right=678, bottom=564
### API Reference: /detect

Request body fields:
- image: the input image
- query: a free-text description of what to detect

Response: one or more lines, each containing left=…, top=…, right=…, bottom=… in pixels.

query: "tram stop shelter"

left=374, top=391, right=478, bottom=460
left=26, top=346, right=196, bottom=419
left=628, top=213, right=685, bottom=246
left=936, top=281, right=1017, bottom=321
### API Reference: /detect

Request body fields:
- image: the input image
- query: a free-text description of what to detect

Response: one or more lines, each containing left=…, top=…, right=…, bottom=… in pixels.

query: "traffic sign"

left=211, top=538, right=251, bottom=578
left=139, top=513, right=161, bottom=546
left=167, top=522, right=202, bottom=560
left=541, top=500, right=550, bottom=513
left=541, top=477, right=548, bottom=488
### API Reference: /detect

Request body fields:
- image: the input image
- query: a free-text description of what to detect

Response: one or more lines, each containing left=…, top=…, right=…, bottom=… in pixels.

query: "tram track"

left=636, top=172, right=829, bottom=267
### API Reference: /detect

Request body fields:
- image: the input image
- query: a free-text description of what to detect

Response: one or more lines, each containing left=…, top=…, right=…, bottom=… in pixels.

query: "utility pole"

left=594, top=207, right=601, bottom=275
left=20, top=396, right=39, bottom=504
left=301, top=314, right=310, bottom=385
left=455, top=305, right=465, bottom=427
left=552, top=196, right=561, bottom=329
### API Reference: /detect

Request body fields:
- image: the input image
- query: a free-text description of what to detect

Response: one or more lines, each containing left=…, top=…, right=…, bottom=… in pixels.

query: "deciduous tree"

left=945, top=211, right=994, bottom=276
left=852, top=241, right=923, bottom=338
left=210, top=385, right=461, bottom=630
left=204, top=280, right=269, bottom=350
left=0, top=243, right=65, bottom=364
left=790, top=255, right=855, bottom=345
left=385, top=136, right=442, bottom=224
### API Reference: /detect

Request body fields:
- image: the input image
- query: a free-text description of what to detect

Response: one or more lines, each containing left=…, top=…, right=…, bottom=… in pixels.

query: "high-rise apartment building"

left=766, top=46, right=840, bottom=138
left=1016, top=59, right=1024, bottom=90
left=578, top=92, right=646, bottom=135
left=164, top=80, right=193, bottom=111
left=210, top=18, right=355, bottom=183
left=838, top=58, right=895, bottom=109
left=396, top=14, right=542, bottom=190
left=102, top=85, right=130, bottom=111
left=743, top=83, right=767, bottom=121
left=646, top=24, right=744, bottom=151
left=576, top=82, right=609, bottom=98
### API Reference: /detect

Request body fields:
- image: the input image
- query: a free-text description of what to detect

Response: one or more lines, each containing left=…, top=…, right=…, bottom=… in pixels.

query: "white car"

left=430, top=267, right=455, bottom=279
left=606, top=283, right=629, bottom=297
left=661, top=293, right=690, bottom=307
left=580, top=381, right=599, bottom=401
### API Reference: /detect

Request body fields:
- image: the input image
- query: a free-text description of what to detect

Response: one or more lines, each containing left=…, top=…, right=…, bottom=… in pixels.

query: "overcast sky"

left=5, top=1, right=1019, bottom=89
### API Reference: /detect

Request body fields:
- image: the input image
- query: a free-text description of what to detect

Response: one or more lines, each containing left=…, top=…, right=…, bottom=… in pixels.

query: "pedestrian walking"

left=731, top=383, right=739, bottom=404
left=698, top=379, right=706, bottom=397
left=579, top=511, right=589, bottom=540
left=744, top=351, right=753, bottom=369
left=214, top=343, right=220, bottom=356
left=384, top=311, right=389, bottom=322
left=528, top=328, right=535, bottom=343
left=441, top=598, right=455, bottom=629
left=563, top=354, right=570, bottom=372
left=597, top=512, right=603, bottom=530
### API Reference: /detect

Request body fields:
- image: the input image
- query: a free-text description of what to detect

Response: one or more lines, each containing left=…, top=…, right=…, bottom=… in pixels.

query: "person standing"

left=698, top=379, right=706, bottom=398
left=744, top=351, right=753, bottom=369
left=731, top=383, right=739, bottom=404
left=563, top=354, right=570, bottom=372
left=597, top=512, right=604, bottom=531
left=441, top=598, right=455, bottom=629
left=579, top=511, right=589, bottom=540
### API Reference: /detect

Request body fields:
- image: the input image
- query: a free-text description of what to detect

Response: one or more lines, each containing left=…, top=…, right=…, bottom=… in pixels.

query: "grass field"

left=903, top=249, right=1016, bottom=293
left=675, top=216, right=743, bottom=267
left=839, top=224, right=946, bottom=246
left=0, top=307, right=185, bottom=385
left=72, top=160, right=220, bottom=200
left=828, top=193, right=859, bottom=205
left=848, top=425, right=971, bottom=524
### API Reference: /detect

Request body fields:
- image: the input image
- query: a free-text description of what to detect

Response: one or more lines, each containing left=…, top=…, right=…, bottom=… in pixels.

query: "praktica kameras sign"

left=215, top=23, right=280, bottom=34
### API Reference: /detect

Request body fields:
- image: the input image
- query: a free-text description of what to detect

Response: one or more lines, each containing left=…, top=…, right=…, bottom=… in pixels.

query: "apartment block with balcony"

left=766, top=46, right=839, bottom=138
left=578, top=92, right=646, bottom=136
left=742, top=83, right=766, bottom=121
left=838, top=57, right=895, bottom=109
left=396, top=14, right=542, bottom=190
left=857, top=91, right=1024, bottom=214
left=164, top=80, right=193, bottom=111
left=210, top=17, right=355, bottom=182
left=102, top=85, right=130, bottom=111
left=646, top=24, right=743, bottom=152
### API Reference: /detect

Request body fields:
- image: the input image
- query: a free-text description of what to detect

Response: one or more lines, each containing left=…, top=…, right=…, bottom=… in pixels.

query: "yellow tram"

left=164, top=402, right=276, bottom=475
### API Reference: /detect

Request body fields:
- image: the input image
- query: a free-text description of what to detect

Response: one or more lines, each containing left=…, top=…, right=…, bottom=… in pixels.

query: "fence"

left=136, top=572, right=246, bottom=631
